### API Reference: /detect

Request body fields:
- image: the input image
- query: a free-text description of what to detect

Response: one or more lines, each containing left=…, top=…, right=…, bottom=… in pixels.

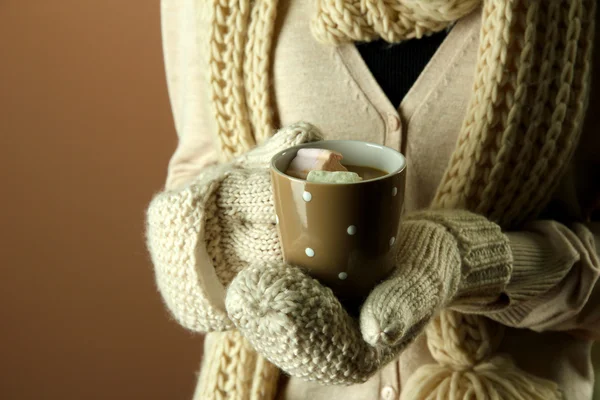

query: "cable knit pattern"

left=195, top=331, right=280, bottom=400
left=244, top=0, right=280, bottom=144
left=208, top=0, right=256, bottom=161
left=405, top=1, right=595, bottom=398
left=209, top=0, right=281, bottom=161
left=433, top=0, right=594, bottom=229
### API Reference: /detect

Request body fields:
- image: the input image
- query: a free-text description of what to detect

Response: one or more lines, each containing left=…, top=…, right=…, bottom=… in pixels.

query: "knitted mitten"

left=226, top=209, right=513, bottom=384
left=146, top=122, right=322, bottom=332
left=360, top=210, right=512, bottom=348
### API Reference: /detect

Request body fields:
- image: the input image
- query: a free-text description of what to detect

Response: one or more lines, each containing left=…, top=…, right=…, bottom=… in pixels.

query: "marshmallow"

left=307, top=171, right=362, bottom=184
left=286, top=148, right=347, bottom=179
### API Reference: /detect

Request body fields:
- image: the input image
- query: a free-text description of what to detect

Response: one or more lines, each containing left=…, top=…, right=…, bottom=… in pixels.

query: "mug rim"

left=270, top=139, right=406, bottom=186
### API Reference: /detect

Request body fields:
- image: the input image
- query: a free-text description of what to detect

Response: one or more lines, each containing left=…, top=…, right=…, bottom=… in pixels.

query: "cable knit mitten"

left=146, top=122, right=322, bottom=332
left=226, top=209, right=513, bottom=384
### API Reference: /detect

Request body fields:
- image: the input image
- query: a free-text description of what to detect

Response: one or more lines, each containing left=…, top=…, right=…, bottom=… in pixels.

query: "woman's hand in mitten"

left=146, top=122, right=322, bottom=333
left=225, top=210, right=513, bottom=384
left=359, top=210, right=512, bottom=350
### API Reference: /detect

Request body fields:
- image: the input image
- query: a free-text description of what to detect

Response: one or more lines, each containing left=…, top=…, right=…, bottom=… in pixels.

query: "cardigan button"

left=387, top=114, right=401, bottom=131
left=381, top=385, right=397, bottom=400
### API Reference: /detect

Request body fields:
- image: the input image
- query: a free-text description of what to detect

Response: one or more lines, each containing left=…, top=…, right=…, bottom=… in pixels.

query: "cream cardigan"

left=160, top=1, right=600, bottom=399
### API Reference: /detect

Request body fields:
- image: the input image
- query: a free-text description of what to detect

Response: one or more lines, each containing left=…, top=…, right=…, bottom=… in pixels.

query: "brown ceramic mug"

left=270, top=140, right=406, bottom=303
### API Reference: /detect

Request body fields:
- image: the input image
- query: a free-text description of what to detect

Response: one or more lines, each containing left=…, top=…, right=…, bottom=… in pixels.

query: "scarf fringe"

left=401, top=355, right=562, bottom=400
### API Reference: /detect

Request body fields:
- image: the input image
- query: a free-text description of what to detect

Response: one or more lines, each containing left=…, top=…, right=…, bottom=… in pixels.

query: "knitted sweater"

left=155, top=1, right=600, bottom=399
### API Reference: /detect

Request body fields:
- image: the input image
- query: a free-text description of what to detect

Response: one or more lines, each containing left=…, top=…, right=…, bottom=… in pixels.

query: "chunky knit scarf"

left=200, top=0, right=595, bottom=399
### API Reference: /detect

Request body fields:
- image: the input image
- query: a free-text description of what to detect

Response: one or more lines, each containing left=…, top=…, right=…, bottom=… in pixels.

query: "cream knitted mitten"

left=226, top=209, right=513, bottom=384
left=146, top=122, right=322, bottom=332
left=360, top=210, right=512, bottom=348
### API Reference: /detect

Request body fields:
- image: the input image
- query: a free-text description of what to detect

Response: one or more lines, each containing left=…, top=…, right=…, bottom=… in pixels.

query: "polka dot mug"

left=271, top=140, right=406, bottom=302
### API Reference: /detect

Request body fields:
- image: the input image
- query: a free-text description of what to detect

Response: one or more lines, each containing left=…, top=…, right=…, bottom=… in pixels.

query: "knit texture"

left=148, top=123, right=322, bottom=331
left=360, top=210, right=512, bottom=349
left=360, top=219, right=462, bottom=348
left=208, top=0, right=280, bottom=161
left=404, top=313, right=563, bottom=400
left=165, top=0, right=596, bottom=398
left=406, top=1, right=595, bottom=398
left=226, top=263, right=391, bottom=385
left=225, top=210, right=511, bottom=384
left=484, top=224, right=581, bottom=327
left=205, top=168, right=281, bottom=286
left=195, top=331, right=279, bottom=400
left=433, top=0, right=594, bottom=228
left=311, top=0, right=480, bottom=44
left=410, top=210, right=512, bottom=306
left=147, top=123, right=322, bottom=399
left=147, top=162, right=234, bottom=332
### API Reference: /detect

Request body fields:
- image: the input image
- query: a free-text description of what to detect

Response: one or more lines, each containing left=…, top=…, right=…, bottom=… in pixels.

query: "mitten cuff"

left=407, top=210, right=513, bottom=310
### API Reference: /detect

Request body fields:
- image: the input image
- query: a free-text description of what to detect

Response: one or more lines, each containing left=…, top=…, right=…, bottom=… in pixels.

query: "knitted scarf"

left=199, top=0, right=595, bottom=398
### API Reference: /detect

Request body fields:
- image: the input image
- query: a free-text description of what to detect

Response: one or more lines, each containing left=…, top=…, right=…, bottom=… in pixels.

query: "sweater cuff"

left=502, top=231, right=574, bottom=303
left=481, top=224, right=580, bottom=324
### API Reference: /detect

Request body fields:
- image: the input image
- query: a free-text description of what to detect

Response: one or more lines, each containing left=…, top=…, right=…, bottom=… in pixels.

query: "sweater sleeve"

left=486, top=222, right=600, bottom=336
left=161, top=0, right=219, bottom=190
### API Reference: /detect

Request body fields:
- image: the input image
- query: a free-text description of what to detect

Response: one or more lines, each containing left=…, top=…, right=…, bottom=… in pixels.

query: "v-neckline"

left=335, top=10, right=482, bottom=126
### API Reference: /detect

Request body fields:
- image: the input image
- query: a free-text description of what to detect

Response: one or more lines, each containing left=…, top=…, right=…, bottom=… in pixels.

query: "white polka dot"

left=275, top=215, right=279, bottom=224
left=392, top=187, right=398, bottom=196
left=389, top=237, right=396, bottom=246
left=347, top=225, right=357, bottom=235
left=302, top=191, right=312, bottom=202
left=338, top=272, right=348, bottom=280
left=381, top=386, right=397, bottom=400
left=305, top=248, right=315, bottom=257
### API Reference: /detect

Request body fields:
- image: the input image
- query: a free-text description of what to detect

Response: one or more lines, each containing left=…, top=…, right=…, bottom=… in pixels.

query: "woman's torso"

left=268, top=2, right=594, bottom=399
left=163, top=1, right=595, bottom=398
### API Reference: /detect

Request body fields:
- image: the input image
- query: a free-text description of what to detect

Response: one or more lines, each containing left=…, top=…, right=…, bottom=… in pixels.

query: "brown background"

left=0, top=1, right=599, bottom=400
left=0, top=1, right=203, bottom=399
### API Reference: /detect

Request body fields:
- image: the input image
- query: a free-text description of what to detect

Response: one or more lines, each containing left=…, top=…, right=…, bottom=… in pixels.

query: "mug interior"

left=272, top=140, right=406, bottom=183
